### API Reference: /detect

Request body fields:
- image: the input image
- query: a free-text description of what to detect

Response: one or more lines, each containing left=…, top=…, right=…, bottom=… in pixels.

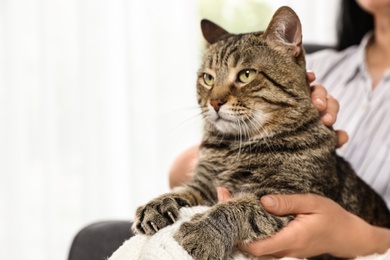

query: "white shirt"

left=306, top=33, right=390, bottom=208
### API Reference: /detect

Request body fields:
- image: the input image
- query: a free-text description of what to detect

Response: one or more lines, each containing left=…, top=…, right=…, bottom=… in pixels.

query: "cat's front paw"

left=133, top=194, right=190, bottom=235
left=174, top=217, right=230, bottom=260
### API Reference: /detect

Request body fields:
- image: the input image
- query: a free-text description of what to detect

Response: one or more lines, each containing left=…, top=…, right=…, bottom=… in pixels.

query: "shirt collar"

left=342, top=32, right=372, bottom=84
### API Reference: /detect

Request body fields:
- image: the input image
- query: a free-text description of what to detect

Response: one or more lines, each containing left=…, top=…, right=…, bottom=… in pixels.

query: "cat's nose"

left=210, top=98, right=227, bottom=112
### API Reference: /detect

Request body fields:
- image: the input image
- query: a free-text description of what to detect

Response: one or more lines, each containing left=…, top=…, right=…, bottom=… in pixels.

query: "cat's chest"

left=200, top=140, right=286, bottom=169
left=199, top=145, right=283, bottom=184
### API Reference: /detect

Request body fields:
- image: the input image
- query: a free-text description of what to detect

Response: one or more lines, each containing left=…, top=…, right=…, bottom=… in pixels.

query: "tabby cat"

left=133, top=6, right=390, bottom=260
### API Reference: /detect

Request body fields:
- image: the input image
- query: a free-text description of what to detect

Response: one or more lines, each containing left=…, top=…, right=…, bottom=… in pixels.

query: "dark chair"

left=304, top=43, right=332, bottom=54
left=68, top=221, right=134, bottom=260
left=67, top=43, right=331, bottom=260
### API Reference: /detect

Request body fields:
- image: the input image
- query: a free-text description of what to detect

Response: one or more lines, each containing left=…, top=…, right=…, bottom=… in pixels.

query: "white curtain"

left=0, top=0, right=201, bottom=259
left=0, top=1, right=339, bottom=259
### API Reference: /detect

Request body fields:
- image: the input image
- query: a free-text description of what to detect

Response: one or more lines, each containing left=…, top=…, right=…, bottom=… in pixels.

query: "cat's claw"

left=168, top=211, right=176, bottom=223
left=141, top=223, right=146, bottom=232
left=150, top=222, right=159, bottom=232
left=133, top=194, right=191, bottom=235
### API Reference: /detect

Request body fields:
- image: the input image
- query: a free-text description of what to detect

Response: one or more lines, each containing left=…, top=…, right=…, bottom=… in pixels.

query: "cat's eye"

left=237, top=69, right=257, bottom=83
left=203, top=73, right=214, bottom=86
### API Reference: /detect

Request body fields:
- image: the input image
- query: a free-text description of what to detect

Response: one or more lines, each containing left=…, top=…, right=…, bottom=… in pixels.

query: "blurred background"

left=0, top=0, right=340, bottom=259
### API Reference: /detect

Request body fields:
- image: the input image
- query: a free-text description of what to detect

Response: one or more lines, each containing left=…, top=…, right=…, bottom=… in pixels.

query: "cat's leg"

left=174, top=193, right=292, bottom=259
left=133, top=183, right=217, bottom=235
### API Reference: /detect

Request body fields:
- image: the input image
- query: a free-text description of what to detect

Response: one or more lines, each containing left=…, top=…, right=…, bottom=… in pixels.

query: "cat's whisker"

left=158, top=110, right=206, bottom=152
left=207, top=121, right=227, bottom=144
left=161, top=106, right=203, bottom=128
left=240, top=117, right=252, bottom=154
left=162, top=105, right=204, bottom=114
left=245, top=114, right=277, bottom=156
left=236, top=119, right=241, bottom=152
left=238, top=119, right=247, bottom=155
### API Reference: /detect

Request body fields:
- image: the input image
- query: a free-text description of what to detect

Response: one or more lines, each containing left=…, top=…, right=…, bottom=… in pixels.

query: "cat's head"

left=198, top=6, right=313, bottom=137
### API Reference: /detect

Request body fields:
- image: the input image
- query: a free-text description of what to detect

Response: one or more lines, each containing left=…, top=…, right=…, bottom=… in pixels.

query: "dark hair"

left=336, top=0, right=374, bottom=51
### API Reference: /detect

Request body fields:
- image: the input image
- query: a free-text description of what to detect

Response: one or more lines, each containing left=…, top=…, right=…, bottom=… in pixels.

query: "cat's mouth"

left=208, top=111, right=250, bottom=134
left=211, top=111, right=237, bottom=124
left=215, top=115, right=234, bottom=123
left=207, top=107, right=267, bottom=136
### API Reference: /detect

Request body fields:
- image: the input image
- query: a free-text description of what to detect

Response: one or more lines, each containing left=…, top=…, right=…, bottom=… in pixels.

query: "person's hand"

left=217, top=188, right=390, bottom=258
left=307, top=71, right=348, bottom=148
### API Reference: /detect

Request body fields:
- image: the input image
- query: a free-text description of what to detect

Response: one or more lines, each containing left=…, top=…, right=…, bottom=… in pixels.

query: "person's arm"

left=169, top=145, right=199, bottom=189
left=217, top=189, right=390, bottom=258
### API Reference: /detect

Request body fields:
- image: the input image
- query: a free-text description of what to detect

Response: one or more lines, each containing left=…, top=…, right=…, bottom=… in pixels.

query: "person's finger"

left=260, top=194, right=325, bottom=215
left=310, top=84, right=327, bottom=112
left=217, top=187, right=232, bottom=202
left=239, top=216, right=312, bottom=258
left=306, top=70, right=316, bottom=83
left=336, top=130, right=349, bottom=148
left=239, top=220, right=303, bottom=257
left=319, top=95, right=339, bottom=126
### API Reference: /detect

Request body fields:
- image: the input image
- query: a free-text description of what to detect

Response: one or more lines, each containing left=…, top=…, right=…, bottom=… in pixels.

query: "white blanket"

left=109, top=206, right=390, bottom=260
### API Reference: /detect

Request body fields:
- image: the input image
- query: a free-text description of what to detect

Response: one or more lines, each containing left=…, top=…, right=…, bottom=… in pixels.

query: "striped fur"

left=133, top=7, right=390, bottom=260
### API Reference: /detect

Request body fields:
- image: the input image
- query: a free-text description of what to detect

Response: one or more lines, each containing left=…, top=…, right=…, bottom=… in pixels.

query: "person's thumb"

left=260, top=194, right=309, bottom=215
left=217, top=187, right=232, bottom=202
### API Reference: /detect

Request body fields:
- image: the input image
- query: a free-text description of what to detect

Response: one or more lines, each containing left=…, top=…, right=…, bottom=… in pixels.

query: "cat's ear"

left=201, top=19, right=230, bottom=44
left=263, top=6, right=302, bottom=57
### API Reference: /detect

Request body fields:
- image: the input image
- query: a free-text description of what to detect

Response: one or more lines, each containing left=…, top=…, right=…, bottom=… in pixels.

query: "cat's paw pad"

left=133, top=194, right=190, bottom=235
